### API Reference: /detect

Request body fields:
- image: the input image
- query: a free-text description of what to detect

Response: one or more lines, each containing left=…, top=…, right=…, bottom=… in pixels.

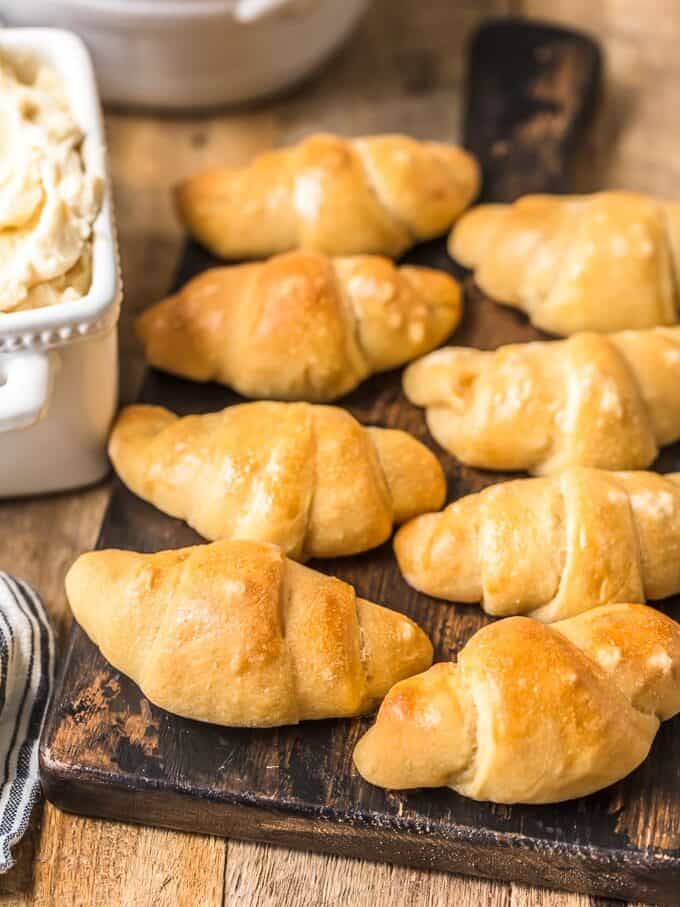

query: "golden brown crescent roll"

left=403, top=327, right=680, bottom=474
left=354, top=603, right=680, bottom=803
left=449, top=191, right=680, bottom=335
left=66, top=540, right=433, bottom=728
left=136, top=251, right=462, bottom=402
left=176, top=133, right=480, bottom=259
left=395, top=467, right=680, bottom=621
left=109, top=401, right=446, bottom=561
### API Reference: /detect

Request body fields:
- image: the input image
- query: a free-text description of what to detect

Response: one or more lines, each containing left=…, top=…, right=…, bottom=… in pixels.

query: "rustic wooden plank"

left=31, top=812, right=224, bottom=907
left=510, top=886, right=594, bottom=907
left=40, top=17, right=680, bottom=905
left=463, top=18, right=601, bottom=199
left=40, top=302, right=680, bottom=904
left=3, top=1, right=678, bottom=904
left=223, top=841, right=513, bottom=907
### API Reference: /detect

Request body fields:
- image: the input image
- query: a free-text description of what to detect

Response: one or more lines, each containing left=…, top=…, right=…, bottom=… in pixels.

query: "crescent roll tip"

left=354, top=604, right=680, bottom=802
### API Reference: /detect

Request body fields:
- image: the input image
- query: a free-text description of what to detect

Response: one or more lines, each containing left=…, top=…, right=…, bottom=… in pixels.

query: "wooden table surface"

left=0, top=1, right=677, bottom=904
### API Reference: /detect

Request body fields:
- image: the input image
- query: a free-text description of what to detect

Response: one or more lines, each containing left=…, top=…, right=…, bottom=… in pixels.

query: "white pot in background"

left=1, top=0, right=371, bottom=109
left=0, top=29, right=121, bottom=497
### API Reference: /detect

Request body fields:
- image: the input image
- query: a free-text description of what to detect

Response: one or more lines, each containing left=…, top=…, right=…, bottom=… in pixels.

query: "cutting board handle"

left=464, top=19, right=602, bottom=202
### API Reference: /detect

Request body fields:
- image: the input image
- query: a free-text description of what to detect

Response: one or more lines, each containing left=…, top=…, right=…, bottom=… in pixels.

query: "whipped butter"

left=0, top=51, right=102, bottom=313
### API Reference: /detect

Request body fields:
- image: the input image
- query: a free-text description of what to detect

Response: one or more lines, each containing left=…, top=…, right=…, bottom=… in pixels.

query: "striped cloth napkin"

left=0, top=574, right=54, bottom=872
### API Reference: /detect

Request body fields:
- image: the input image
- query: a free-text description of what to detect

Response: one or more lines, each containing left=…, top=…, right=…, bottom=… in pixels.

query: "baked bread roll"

left=109, top=401, right=445, bottom=561
left=354, top=603, right=680, bottom=803
left=176, top=133, right=480, bottom=259
left=449, top=191, right=680, bottom=335
left=395, top=466, right=680, bottom=621
left=403, top=327, right=680, bottom=474
left=66, top=540, right=433, bottom=728
left=136, top=251, right=462, bottom=402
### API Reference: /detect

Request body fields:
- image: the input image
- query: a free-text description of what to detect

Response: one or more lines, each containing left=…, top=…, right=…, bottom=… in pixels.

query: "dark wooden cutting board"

left=40, top=20, right=680, bottom=904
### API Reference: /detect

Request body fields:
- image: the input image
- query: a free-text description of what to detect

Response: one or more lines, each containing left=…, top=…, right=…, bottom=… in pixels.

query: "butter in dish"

left=0, top=28, right=121, bottom=497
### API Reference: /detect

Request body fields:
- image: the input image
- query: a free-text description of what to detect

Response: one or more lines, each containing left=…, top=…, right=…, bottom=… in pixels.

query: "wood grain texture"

left=463, top=18, right=601, bottom=199
left=222, top=841, right=514, bottom=907
left=1, top=0, right=678, bottom=904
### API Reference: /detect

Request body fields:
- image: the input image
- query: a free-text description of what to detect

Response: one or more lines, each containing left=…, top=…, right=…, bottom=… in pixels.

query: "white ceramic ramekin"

left=1, top=0, right=371, bottom=109
left=0, top=28, right=121, bottom=497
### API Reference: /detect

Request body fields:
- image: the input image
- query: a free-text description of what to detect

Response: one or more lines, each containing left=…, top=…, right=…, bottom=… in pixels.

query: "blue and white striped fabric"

left=0, top=574, right=54, bottom=872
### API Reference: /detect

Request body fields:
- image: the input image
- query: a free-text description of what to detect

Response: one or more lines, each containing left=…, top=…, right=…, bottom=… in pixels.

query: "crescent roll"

left=176, top=133, right=480, bottom=259
left=136, top=251, right=462, bottom=402
left=354, top=603, right=680, bottom=803
left=395, top=466, right=680, bottom=621
left=66, top=540, right=433, bottom=728
left=449, top=191, right=680, bottom=335
left=109, top=401, right=446, bottom=561
left=403, top=327, right=680, bottom=474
